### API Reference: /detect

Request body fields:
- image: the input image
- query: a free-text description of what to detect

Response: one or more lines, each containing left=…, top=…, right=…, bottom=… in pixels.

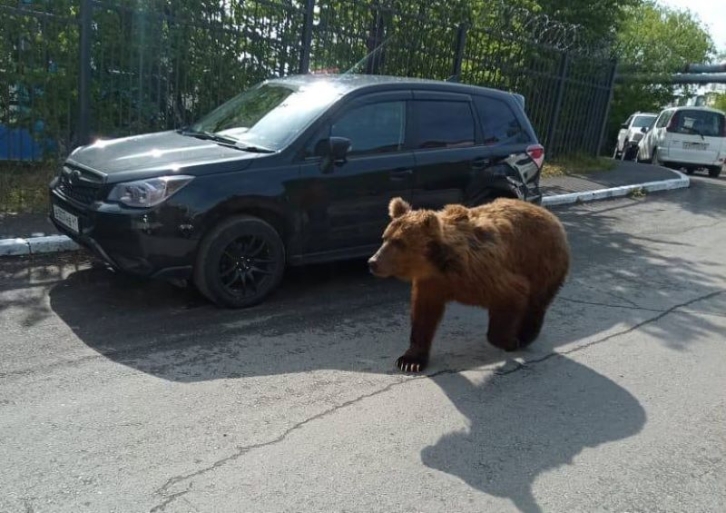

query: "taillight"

left=527, top=144, right=545, bottom=169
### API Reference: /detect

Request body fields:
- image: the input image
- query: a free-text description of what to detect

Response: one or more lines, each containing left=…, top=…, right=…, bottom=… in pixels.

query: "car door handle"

left=472, top=157, right=490, bottom=170
left=390, top=168, right=413, bottom=181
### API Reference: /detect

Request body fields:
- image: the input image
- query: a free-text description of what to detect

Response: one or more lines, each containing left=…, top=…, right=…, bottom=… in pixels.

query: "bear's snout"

left=368, top=257, right=381, bottom=275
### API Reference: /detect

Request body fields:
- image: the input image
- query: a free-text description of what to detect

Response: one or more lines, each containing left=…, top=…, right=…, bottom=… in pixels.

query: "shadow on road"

left=41, top=179, right=726, bottom=381
left=421, top=356, right=647, bottom=513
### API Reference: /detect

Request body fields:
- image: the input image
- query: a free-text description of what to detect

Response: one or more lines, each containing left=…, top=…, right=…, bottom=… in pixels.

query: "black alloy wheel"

left=194, top=215, right=286, bottom=308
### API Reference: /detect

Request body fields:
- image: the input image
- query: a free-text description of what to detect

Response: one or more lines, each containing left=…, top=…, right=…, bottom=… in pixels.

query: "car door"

left=646, top=110, right=673, bottom=159
left=297, top=91, right=415, bottom=255
left=408, top=90, right=483, bottom=209
left=409, top=90, right=535, bottom=209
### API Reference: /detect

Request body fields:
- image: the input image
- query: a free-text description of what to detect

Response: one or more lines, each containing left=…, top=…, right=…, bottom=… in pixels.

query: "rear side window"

left=473, top=96, right=530, bottom=145
left=412, top=100, right=475, bottom=149
left=655, top=111, right=672, bottom=128
left=669, top=110, right=725, bottom=138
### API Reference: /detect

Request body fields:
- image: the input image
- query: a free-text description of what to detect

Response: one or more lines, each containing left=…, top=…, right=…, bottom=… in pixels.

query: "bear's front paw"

left=396, top=354, right=428, bottom=373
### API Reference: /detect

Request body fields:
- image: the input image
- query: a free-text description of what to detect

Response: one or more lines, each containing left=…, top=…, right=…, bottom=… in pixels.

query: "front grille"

left=56, top=166, right=103, bottom=206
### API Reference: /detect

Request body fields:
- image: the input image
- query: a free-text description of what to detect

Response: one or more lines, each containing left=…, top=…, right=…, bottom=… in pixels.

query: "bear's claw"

left=396, top=355, right=427, bottom=373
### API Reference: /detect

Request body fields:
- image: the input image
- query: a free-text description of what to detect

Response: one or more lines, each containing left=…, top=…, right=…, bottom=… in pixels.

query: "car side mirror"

left=641, top=126, right=648, bottom=133
left=319, top=136, right=351, bottom=172
left=621, top=123, right=629, bottom=129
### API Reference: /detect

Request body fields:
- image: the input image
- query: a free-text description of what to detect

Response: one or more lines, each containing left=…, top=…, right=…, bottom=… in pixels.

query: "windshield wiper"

left=236, top=145, right=274, bottom=154
left=177, top=128, right=274, bottom=153
left=177, top=128, right=239, bottom=145
left=683, top=126, right=706, bottom=141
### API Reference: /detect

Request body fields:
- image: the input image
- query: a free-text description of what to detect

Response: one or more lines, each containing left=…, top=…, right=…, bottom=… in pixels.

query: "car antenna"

left=339, top=32, right=398, bottom=76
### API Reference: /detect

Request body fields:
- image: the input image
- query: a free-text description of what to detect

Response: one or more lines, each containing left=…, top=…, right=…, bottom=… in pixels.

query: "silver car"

left=613, top=112, right=658, bottom=161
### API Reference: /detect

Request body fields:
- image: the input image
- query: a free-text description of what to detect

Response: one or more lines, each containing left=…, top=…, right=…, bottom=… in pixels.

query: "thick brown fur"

left=369, top=197, right=571, bottom=373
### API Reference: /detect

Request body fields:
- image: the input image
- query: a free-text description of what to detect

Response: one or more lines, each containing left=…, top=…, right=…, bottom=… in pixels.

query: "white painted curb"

left=0, top=170, right=691, bottom=257
left=541, top=169, right=690, bottom=207
left=0, top=234, right=80, bottom=257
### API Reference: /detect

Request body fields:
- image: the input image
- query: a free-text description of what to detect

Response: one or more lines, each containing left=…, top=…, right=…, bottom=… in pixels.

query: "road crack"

left=150, top=289, right=722, bottom=511
left=558, top=296, right=660, bottom=312
left=150, top=368, right=454, bottom=511
left=498, top=290, right=724, bottom=376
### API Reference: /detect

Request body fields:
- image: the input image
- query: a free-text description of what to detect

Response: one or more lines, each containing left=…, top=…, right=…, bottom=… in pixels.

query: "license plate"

left=683, top=142, right=708, bottom=150
left=53, top=204, right=79, bottom=233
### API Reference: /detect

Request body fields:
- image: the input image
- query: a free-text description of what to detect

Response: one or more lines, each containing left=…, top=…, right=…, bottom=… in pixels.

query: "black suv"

left=49, top=74, right=545, bottom=308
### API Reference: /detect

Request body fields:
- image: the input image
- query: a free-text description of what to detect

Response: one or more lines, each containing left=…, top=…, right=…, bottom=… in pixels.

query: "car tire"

left=651, top=148, right=661, bottom=166
left=193, top=215, right=286, bottom=309
left=708, top=166, right=722, bottom=178
left=637, top=146, right=650, bottom=164
left=619, top=141, right=628, bottom=160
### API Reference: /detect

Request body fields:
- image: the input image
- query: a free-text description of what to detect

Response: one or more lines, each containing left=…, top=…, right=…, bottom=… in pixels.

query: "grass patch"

left=0, top=161, right=57, bottom=214
left=542, top=153, right=616, bottom=178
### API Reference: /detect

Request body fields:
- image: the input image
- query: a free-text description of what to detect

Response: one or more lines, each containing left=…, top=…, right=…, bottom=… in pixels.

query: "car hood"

left=66, top=130, right=263, bottom=183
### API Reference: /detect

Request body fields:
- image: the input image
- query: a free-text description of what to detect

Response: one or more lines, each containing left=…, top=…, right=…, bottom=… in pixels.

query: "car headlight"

left=107, top=175, right=194, bottom=208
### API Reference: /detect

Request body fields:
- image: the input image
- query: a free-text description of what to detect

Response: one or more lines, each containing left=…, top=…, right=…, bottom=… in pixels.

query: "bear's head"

left=367, top=197, right=459, bottom=281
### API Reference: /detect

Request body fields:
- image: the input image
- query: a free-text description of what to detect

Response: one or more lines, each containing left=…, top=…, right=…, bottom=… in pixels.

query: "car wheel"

left=684, top=167, right=695, bottom=175
left=619, top=141, right=628, bottom=160
left=637, top=146, right=650, bottom=164
left=194, top=215, right=286, bottom=309
left=651, top=148, right=661, bottom=166
left=708, top=166, right=722, bottom=178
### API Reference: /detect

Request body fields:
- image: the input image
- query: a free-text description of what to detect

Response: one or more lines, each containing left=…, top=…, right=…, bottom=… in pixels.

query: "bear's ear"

left=419, top=211, right=441, bottom=234
left=389, top=197, right=411, bottom=219
left=443, top=204, right=469, bottom=223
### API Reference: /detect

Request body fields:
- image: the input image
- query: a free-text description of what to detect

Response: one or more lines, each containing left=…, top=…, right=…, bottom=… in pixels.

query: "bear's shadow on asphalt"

left=421, top=355, right=647, bottom=513
left=45, top=189, right=724, bottom=512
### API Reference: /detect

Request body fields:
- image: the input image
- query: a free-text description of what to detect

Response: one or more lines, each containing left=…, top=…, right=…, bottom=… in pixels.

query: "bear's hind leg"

left=487, top=302, right=527, bottom=352
left=517, top=303, right=546, bottom=347
left=518, top=277, right=566, bottom=346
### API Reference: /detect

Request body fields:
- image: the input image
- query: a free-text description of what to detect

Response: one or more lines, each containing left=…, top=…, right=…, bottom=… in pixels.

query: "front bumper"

left=48, top=187, right=196, bottom=280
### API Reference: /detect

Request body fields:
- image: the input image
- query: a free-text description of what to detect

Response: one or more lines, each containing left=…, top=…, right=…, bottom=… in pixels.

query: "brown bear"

left=368, top=196, right=570, bottom=373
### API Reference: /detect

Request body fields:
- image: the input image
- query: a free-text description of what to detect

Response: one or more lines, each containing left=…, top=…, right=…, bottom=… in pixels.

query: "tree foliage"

left=604, top=0, right=715, bottom=150
left=1, top=0, right=716, bottom=160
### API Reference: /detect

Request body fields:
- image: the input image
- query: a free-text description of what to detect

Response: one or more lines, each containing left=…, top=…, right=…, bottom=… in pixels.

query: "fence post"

left=78, top=0, right=92, bottom=147
left=450, top=24, right=468, bottom=81
left=299, top=0, right=315, bottom=74
left=545, top=51, right=569, bottom=158
left=596, top=57, right=619, bottom=157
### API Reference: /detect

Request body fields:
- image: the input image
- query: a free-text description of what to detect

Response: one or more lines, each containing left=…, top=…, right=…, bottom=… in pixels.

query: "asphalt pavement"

left=1, top=175, right=725, bottom=513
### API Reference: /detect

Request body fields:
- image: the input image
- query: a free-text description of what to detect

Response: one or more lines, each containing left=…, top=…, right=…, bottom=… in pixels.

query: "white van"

left=636, top=106, right=726, bottom=178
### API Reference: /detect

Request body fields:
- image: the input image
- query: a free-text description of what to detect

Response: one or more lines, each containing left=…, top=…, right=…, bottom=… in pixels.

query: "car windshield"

left=632, top=115, right=656, bottom=128
left=189, top=80, right=344, bottom=151
left=671, top=110, right=725, bottom=138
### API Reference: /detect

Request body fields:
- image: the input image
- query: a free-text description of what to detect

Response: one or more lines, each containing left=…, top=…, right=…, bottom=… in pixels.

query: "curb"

left=0, top=170, right=691, bottom=257
left=541, top=168, right=690, bottom=207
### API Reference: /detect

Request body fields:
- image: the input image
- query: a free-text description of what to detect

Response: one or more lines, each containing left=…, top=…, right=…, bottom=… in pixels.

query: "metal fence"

left=0, top=0, right=616, bottom=213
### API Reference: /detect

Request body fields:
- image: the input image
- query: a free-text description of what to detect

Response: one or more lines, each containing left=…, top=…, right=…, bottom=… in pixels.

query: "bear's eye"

left=390, top=238, right=406, bottom=249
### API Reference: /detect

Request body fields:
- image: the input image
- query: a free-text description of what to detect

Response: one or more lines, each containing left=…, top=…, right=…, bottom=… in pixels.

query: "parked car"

left=48, top=74, right=545, bottom=308
left=636, top=105, right=726, bottom=177
left=613, top=112, right=658, bottom=161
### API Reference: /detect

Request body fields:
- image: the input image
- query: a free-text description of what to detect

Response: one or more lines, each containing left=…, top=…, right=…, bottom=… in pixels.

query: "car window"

left=655, top=111, right=672, bottom=128
left=632, top=115, right=656, bottom=128
left=473, top=96, right=530, bottom=145
left=413, top=100, right=475, bottom=149
left=669, top=110, right=725, bottom=137
left=314, top=101, right=406, bottom=156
